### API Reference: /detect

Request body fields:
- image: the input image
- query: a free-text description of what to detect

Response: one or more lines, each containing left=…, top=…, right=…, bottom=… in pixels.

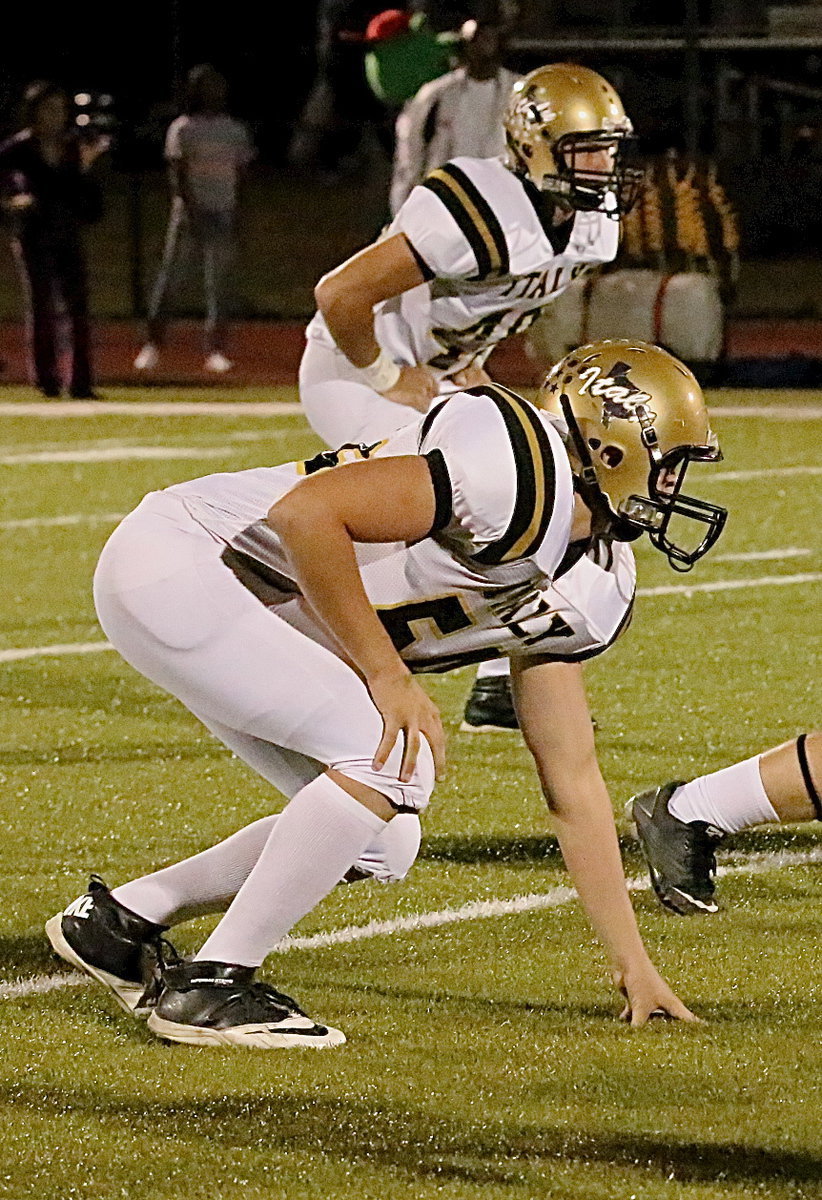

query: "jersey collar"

left=519, top=175, right=575, bottom=254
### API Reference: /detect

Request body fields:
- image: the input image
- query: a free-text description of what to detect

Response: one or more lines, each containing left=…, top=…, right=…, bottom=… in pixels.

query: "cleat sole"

left=45, top=914, right=150, bottom=1016
left=147, top=1012, right=346, bottom=1048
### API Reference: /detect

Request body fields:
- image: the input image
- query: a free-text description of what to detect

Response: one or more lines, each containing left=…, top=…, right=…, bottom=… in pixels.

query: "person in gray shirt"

left=389, top=15, right=518, bottom=216
left=135, top=64, right=254, bottom=374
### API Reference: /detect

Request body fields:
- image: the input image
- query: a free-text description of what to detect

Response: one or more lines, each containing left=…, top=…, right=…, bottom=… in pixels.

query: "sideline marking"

left=1, top=572, right=820, bottom=664
left=3, top=847, right=820, bottom=1001
left=0, top=401, right=819, bottom=420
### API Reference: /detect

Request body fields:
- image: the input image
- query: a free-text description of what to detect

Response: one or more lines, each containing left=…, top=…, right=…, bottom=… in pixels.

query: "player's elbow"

left=267, top=491, right=317, bottom=540
left=317, top=271, right=372, bottom=326
left=313, top=271, right=339, bottom=321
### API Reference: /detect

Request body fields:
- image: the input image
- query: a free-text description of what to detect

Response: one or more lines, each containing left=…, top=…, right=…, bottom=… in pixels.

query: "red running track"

left=1, top=318, right=821, bottom=391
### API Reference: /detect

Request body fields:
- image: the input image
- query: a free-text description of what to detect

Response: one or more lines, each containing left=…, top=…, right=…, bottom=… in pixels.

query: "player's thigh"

left=194, top=713, right=324, bottom=799
left=94, top=495, right=385, bottom=764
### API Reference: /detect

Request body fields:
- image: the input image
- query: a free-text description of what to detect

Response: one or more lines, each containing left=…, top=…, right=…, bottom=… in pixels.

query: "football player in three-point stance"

left=47, top=340, right=727, bottom=1048
left=300, top=62, right=643, bottom=732
left=628, top=733, right=822, bottom=916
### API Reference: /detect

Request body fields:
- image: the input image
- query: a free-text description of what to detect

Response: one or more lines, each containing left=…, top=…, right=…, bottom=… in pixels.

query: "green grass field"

left=0, top=386, right=820, bottom=1200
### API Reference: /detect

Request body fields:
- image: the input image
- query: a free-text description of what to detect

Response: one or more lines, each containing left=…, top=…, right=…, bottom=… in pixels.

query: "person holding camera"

left=0, top=80, right=107, bottom=399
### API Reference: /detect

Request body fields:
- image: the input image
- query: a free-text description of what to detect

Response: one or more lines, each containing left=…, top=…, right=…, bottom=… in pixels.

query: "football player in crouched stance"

left=47, top=339, right=726, bottom=1048
left=628, top=732, right=822, bottom=916
left=301, top=62, right=644, bottom=733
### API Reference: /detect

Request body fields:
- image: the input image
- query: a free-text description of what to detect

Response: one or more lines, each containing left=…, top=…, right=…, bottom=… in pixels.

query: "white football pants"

left=93, top=491, right=434, bottom=874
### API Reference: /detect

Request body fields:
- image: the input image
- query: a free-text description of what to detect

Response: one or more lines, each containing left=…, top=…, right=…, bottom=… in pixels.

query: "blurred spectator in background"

left=134, top=64, right=254, bottom=375
left=389, top=10, right=517, bottom=214
left=0, top=80, right=106, bottom=399
left=287, top=1, right=397, bottom=181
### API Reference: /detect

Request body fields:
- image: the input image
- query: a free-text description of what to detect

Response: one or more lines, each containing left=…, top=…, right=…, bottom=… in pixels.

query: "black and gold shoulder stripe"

left=471, top=385, right=557, bottom=565
left=422, top=163, right=509, bottom=280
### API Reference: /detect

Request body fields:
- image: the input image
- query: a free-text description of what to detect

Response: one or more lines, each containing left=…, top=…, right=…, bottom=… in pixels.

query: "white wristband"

left=359, top=349, right=401, bottom=394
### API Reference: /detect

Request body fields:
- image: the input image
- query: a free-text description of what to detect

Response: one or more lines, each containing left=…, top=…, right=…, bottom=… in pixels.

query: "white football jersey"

left=168, top=386, right=634, bottom=672
left=306, top=155, right=619, bottom=378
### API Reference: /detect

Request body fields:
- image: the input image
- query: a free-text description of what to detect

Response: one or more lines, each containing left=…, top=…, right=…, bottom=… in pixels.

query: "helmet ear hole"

left=600, top=445, right=624, bottom=468
left=588, top=437, right=601, bottom=449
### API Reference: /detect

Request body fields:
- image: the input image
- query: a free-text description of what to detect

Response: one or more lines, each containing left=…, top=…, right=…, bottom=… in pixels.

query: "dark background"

left=1, top=1, right=820, bottom=319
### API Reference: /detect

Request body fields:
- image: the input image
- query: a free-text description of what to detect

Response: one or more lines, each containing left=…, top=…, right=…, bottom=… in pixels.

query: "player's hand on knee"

left=383, top=366, right=440, bottom=412
left=450, top=365, right=493, bottom=389
left=369, top=669, right=446, bottom=783
left=611, top=959, right=701, bottom=1028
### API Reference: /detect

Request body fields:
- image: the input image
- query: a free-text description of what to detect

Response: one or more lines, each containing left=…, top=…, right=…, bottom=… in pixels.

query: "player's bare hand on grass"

left=383, top=366, right=440, bottom=412
left=612, top=961, right=701, bottom=1027
left=368, top=669, right=445, bottom=782
left=450, top=366, right=492, bottom=389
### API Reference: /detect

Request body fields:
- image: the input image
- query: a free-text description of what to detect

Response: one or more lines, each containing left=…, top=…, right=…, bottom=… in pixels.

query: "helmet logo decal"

left=577, top=361, right=657, bottom=427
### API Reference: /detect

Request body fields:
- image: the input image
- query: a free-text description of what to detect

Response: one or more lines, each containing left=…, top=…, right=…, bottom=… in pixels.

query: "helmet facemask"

left=551, top=129, right=644, bottom=216
left=620, top=444, right=727, bottom=571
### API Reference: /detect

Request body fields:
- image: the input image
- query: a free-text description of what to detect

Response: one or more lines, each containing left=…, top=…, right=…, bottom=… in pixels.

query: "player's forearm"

left=267, top=502, right=407, bottom=684
left=546, top=771, right=649, bottom=970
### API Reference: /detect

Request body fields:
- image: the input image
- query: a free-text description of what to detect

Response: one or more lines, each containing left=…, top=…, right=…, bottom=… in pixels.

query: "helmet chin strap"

left=560, top=394, right=609, bottom=510
left=560, top=394, right=644, bottom=544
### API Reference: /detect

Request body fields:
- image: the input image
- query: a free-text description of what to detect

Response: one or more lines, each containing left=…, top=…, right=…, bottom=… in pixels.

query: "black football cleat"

left=147, top=961, right=346, bottom=1048
left=628, top=782, right=726, bottom=915
left=461, top=674, right=598, bottom=734
left=460, top=674, right=519, bottom=732
left=45, top=876, right=177, bottom=1015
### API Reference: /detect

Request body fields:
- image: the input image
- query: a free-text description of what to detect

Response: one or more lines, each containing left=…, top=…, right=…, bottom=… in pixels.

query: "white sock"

left=668, top=755, right=779, bottom=834
left=112, top=808, right=421, bottom=927
left=112, top=815, right=278, bottom=926
left=476, top=658, right=511, bottom=679
left=195, top=774, right=387, bottom=967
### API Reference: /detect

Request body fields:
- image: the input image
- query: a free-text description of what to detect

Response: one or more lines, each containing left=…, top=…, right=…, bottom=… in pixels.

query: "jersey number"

left=377, top=596, right=473, bottom=653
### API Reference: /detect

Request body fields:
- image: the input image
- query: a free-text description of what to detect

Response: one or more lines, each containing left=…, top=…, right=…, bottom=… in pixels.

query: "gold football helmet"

left=503, top=63, right=642, bottom=215
left=539, top=340, right=727, bottom=569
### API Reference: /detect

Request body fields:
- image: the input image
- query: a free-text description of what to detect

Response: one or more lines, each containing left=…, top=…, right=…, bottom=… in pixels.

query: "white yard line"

left=710, top=406, right=822, bottom=419
left=712, top=548, right=811, bottom=563
left=1, top=571, right=819, bottom=664
left=0, top=641, right=115, bottom=663
left=708, top=464, right=822, bottom=482
left=0, top=513, right=125, bottom=530
left=0, top=446, right=256, bottom=465
left=0, top=402, right=303, bottom=417
left=636, top=572, right=822, bottom=598
left=2, top=846, right=819, bottom=1002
